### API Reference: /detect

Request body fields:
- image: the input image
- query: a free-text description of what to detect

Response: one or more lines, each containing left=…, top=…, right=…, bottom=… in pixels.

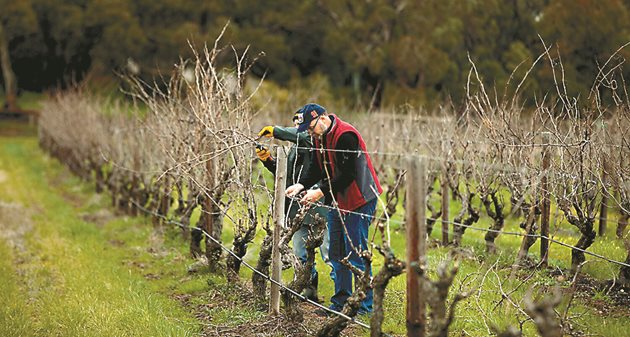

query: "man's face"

left=307, top=115, right=323, bottom=137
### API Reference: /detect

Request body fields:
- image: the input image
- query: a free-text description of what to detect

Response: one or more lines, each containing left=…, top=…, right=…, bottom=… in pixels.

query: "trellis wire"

left=287, top=196, right=630, bottom=269
left=129, top=200, right=376, bottom=332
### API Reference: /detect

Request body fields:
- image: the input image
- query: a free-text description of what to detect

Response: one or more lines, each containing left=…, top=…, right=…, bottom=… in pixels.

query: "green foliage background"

left=2, top=0, right=630, bottom=107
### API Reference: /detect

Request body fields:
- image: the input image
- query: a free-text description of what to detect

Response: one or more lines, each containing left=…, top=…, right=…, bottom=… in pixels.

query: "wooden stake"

left=270, top=147, right=287, bottom=315
left=599, top=156, right=609, bottom=236
left=441, top=167, right=450, bottom=246
left=441, top=140, right=450, bottom=245
left=540, top=132, right=551, bottom=266
left=406, top=156, right=426, bottom=337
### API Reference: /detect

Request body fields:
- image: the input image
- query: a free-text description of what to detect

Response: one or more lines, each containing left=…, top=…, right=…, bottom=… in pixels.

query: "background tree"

left=0, top=0, right=39, bottom=110
left=3, top=0, right=630, bottom=108
left=537, top=0, right=630, bottom=99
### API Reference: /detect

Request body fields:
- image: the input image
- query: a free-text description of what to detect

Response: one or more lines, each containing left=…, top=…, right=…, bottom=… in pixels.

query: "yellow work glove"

left=256, top=145, right=272, bottom=161
left=258, top=126, right=274, bottom=138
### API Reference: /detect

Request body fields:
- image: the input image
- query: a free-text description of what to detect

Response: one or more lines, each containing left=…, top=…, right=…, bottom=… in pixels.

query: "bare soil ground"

left=548, top=268, right=630, bottom=317
left=574, top=277, right=630, bottom=317
left=173, top=280, right=363, bottom=337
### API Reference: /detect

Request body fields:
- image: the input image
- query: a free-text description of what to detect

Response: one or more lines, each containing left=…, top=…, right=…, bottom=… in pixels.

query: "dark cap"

left=294, top=103, right=326, bottom=132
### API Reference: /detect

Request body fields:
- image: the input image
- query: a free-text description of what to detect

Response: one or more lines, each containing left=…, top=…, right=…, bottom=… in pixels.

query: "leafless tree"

left=0, top=19, right=17, bottom=112
left=451, top=140, right=480, bottom=247
left=603, top=98, right=630, bottom=285
left=425, top=172, right=442, bottom=237
left=315, top=252, right=372, bottom=337
left=280, top=208, right=327, bottom=322
left=225, top=186, right=258, bottom=282
left=252, top=226, right=273, bottom=302
left=524, top=288, right=563, bottom=337
left=369, top=176, right=406, bottom=337
left=551, top=115, right=600, bottom=273
left=424, top=261, right=468, bottom=337
left=123, top=27, right=260, bottom=270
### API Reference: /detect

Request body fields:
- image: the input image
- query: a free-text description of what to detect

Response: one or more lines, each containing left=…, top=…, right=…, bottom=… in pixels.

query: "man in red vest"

left=286, top=103, right=382, bottom=316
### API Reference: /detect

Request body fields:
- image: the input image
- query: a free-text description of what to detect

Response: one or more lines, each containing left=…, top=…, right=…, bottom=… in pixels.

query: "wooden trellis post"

left=540, top=132, right=551, bottom=266
left=599, top=156, right=609, bottom=236
left=441, top=140, right=450, bottom=245
left=441, top=169, right=450, bottom=245
left=270, top=147, right=287, bottom=315
left=406, top=156, right=426, bottom=337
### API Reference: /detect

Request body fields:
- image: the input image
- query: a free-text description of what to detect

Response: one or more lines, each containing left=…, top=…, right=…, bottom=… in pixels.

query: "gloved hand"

left=256, top=145, right=272, bottom=161
left=258, top=126, right=275, bottom=138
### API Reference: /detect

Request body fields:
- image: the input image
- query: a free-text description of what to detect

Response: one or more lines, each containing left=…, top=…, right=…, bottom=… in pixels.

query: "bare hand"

left=300, top=188, right=324, bottom=205
left=285, top=183, right=304, bottom=197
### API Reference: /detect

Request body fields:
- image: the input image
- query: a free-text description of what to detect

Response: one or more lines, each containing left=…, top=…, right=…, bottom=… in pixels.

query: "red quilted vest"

left=314, top=115, right=383, bottom=211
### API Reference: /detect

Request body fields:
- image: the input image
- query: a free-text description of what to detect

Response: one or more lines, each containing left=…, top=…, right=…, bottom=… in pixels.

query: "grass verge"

left=0, top=133, right=200, bottom=336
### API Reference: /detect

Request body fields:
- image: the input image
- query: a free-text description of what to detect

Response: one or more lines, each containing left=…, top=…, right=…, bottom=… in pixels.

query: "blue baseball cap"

left=294, top=103, right=326, bottom=132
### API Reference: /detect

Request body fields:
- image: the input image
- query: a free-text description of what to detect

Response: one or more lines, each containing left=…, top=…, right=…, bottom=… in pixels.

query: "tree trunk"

left=370, top=245, right=405, bottom=337
left=128, top=174, right=140, bottom=216
left=619, top=239, right=630, bottom=287
left=226, top=240, right=246, bottom=283
left=426, top=263, right=464, bottom=337
left=514, top=204, right=539, bottom=266
left=157, top=176, right=171, bottom=223
left=204, top=201, right=223, bottom=271
left=252, top=233, right=273, bottom=301
left=426, top=202, right=441, bottom=237
left=226, top=229, right=252, bottom=282
left=316, top=255, right=372, bottom=337
left=179, top=200, right=196, bottom=242
left=483, top=193, right=504, bottom=254
left=280, top=216, right=326, bottom=322
left=150, top=183, right=161, bottom=226
left=617, top=209, right=629, bottom=239
left=118, top=182, right=131, bottom=213
left=571, top=219, right=596, bottom=273
left=511, top=205, right=539, bottom=278
left=453, top=193, right=479, bottom=247
left=94, top=163, right=104, bottom=194
left=0, top=20, right=18, bottom=112
left=109, top=176, right=120, bottom=208
left=173, top=180, right=186, bottom=217
left=190, top=219, right=204, bottom=258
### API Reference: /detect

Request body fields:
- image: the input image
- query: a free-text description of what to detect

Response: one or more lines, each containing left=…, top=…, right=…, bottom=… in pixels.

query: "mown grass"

left=0, top=133, right=201, bottom=336
left=0, top=241, right=35, bottom=337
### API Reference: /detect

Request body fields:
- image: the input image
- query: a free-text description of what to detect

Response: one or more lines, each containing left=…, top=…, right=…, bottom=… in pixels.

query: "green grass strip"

left=0, top=136, right=200, bottom=336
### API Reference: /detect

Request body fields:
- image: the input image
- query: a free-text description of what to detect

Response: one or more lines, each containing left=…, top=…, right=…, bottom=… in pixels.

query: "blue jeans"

left=292, top=221, right=334, bottom=284
left=327, top=198, right=376, bottom=313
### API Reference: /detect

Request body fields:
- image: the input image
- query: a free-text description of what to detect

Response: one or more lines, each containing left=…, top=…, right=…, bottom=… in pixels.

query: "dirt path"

left=0, top=200, right=33, bottom=252
left=0, top=201, right=51, bottom=304
left=0, top=166, right=37, bottom=299
left=0, top=200, right=34, bottom=294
